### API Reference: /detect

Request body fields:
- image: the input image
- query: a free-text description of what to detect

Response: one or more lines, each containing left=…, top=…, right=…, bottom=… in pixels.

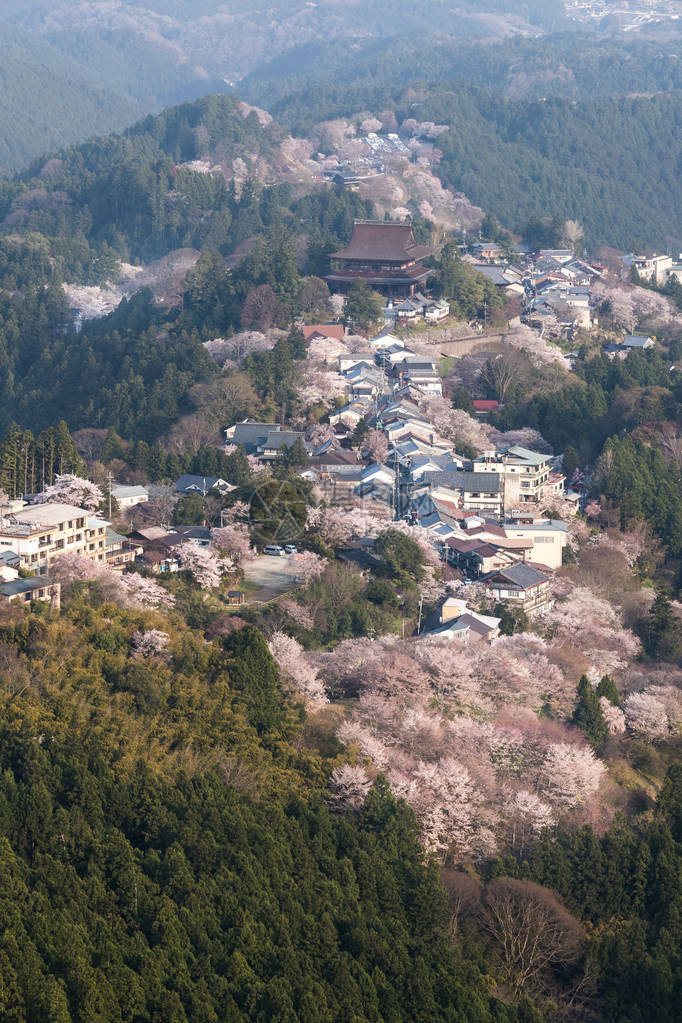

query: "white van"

left=264, top=544, right=285, bottom=556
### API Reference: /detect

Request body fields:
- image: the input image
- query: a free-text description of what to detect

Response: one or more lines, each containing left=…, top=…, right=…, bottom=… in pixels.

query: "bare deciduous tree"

left=481, top=878, right=585, bottom=994
left=241, top=284, right=282, bottom=331
left=479, top=352, right=524, bottom=403
left=166, top=414, right=220, bottom=456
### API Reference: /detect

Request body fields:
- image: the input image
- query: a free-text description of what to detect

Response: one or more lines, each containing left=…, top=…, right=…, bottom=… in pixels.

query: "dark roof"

left=0, top=578, right=54, bottom=597
left=487, top=563, right=550, bottom=589
left=471, top=265, right=513, bottom=286
left=623, top=334, right=654, bottom=347
left=178, top=527, right=211, bottom=542
left=262, top=431, right=306, bottom=450
left=424, top=471, right=502, bottom=493
left=331, top=221, right=433, bottom=263
left=472, top=399, right=499, bottom=411
left=230, top=422, right=279, bottom=453
left=146, top=531, right=185, bottom=549
left=475, top=543, right=503, bottom=558
left=309, top=451, right=359, bottom=467
left=457, top=613, right=495, bottom=637
left=336, top=547, right=382, bottom=569
left=174, top=474, right=228, bottom=494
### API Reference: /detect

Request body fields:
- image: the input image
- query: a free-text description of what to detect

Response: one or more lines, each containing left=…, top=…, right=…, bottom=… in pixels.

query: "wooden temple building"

left=325, top=220, right=433, bottom=298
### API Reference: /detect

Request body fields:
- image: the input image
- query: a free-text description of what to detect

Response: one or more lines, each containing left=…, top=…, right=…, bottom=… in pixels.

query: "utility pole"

left=106, top=472, right=114, bottom=520
left=393, top=445, right=400, bottom=520
left=417, top=594, right=424, bottom=635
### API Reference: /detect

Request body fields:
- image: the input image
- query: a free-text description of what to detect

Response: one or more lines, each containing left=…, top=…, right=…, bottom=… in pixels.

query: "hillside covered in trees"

left=0, top=549, right=679, bottom=1021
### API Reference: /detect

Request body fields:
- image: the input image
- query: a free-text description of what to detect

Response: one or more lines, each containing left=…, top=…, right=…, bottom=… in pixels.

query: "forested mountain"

left=241, top=31, right=682, bottom=109
left=0, top=0, right=586, bottom=174
left=0, top=601, right=526, bottom=1022
left=0, top=93, right=375, bottom=439
left=262, top=78, right=682, bottom=250
left=0, top=82, right=680, bottom=444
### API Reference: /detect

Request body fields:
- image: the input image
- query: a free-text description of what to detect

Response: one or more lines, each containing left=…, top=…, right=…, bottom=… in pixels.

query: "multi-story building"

left=325, top=220, right=433, bottom=299
left=425, top=472, right=505, bottom=517
left=473, top=446, right=560, bottom=507
left=484, top=563, right=554, bottom=616
left=630, top=253, right=672, bottom=286
left=0, top=503, right=109, bottom=575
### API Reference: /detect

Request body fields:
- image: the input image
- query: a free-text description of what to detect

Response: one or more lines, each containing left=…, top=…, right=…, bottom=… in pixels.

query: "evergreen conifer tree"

left=573, top=674, right=608, bottom=748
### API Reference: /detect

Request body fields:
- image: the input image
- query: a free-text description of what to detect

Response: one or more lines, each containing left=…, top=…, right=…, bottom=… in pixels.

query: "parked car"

left=284, top=544, right=298, bottom=554
left=264, top=544, right=285, bottom=556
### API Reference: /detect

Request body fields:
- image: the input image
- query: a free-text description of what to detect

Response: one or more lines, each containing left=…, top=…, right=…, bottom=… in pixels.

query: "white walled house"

left=112, top=485, right=149, bottom=509
left=0, top=503, right=109, bottom=575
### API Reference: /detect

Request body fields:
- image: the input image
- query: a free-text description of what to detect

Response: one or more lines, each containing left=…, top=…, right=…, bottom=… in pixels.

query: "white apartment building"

left=473, top=446, right=559, bottom=506
left=631, top=253, right=672, bottom=286
left=0, top=503, right=109, bottom=575
left=501, top=516, right=568, bottom=570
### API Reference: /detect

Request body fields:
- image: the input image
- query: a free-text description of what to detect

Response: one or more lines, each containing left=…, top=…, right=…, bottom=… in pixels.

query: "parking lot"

left=243, top=554, right=296, bottom=603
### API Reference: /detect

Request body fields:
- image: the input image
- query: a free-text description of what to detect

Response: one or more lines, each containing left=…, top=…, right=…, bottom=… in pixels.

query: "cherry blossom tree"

left=643, top=684, right=682, bottom=729
left=278, top=598, right=314, bottom=631
left=510, top=791, right=555, bottom=853
left=539, top=743, right=605, bottom=809
left=118, top=574, right=176, bottom=609
left=178, top=545, right=225, bottom=589
left=288, top=550, right=326, bottom=584
left=600, top=697, right=626, bottom=735
left=218, top=500, right=250, bottom=523
left=51, top=552, right=112, bottom=588
left=132, top=629, right=170, bottom=658
left=51, top=553, right=175, bottom=608
left=417, top=395, right=492, bottom=451
left=268, top=631, right=327, bottom=704
left=299, top=368, right=347, bottom=406
left=309, top=503, right=391, bottom=547
left=203, top=330, right=280, bottom=365
left=623, top=691, right=669, bottom=740
left=546, top=587, right=640, bottom=676
left=491, top=428, right=552, bottom=454
left=38, top=474, right=103, bottom=511
left=210, top=524, right=253, bottom=566
left=328, top=764, right=372, bottom=811
left=364, top=429, right=389, bottom=463
left=360, top=117, right=382, bottom=134
left=505, top=323, right=569, bottom=368
left=337, top=719, right=391, bottom=770
left=305, top=423, right=335, bottom=450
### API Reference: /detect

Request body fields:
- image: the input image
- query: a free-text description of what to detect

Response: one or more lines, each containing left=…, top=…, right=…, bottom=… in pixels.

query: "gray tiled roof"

left=489, top=563, right=550, bottom=588
left=424, top=471, right=502, bottom=493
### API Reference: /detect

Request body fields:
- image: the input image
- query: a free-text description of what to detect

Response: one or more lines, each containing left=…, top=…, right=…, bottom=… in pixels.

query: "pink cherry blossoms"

left=51, top=553, right=175, bottom=609
left=178, top=545, right=226, bottom=589
left=132, top=629, right=170, bottom=658
left=38, top=474, right=104, bottom=512
left=328, top=764, right=372, bottom=811
left=287, top=551, right=326, bottom=584
left=600, top=697, right=626, bottom=735
left=267, top=631, right=327, bottom=705
left=210, top=524, right=254, bottom=566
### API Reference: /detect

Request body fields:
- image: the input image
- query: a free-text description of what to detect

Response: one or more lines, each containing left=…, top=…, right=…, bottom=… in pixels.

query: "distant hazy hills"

left=0, top=0, right=568, bottom=174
